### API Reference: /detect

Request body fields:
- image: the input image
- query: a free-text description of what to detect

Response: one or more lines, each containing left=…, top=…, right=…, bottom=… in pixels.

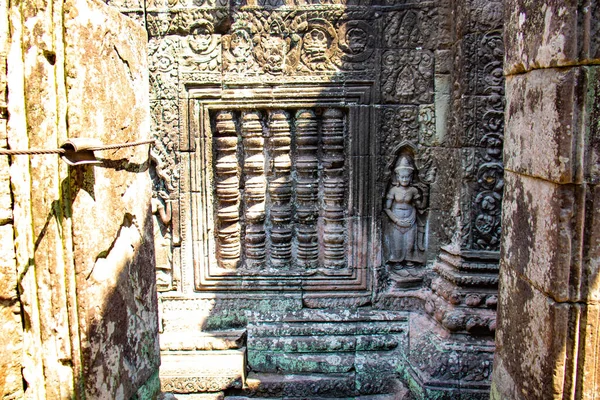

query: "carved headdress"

left=394, top=154, right=414, bottom=174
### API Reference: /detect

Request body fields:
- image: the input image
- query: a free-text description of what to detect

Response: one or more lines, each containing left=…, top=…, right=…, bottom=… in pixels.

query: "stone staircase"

left=224, top=309, right=410, bottom=398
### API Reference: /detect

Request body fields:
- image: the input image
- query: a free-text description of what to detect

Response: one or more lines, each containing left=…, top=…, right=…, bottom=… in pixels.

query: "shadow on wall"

left=15, top=153, right=160, bottom=399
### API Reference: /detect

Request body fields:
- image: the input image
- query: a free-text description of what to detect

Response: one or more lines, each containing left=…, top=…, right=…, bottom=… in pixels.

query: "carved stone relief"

left=149, top=37, right=179, bottom=99
left=384, top=9, right=433, bottom=49
left=382, top=50, right=434, bottom=104
left=221, top=10, right=376, bottom=77
left=210, top=108, right=348, bottom=272
left=459, top=30, right=505, bottom=252
left=180, top=20, right=221, bottom=72
left=132, top=0, right=506, bottom=395
left=471, top=133, right=503, bottom=251
left=464, top=32, right=504, bottom=96
left=382, top=146, right=435, bottom=288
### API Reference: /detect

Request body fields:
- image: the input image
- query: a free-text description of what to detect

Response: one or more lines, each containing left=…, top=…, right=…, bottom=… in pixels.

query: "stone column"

left=268, top=110, right=293, bottom=268
left=424, top=0, right=504, bottom=336
left=393, top=0, right=504, bottom=397
left=295, top=109, right=319, bottom=269
left=0, top=0, right=23, bottom=396
left=5, top=0, right=160, bottom=397
left=242, top=111, right=267, bottom=268
left=492, top=1, right=600, bottom=399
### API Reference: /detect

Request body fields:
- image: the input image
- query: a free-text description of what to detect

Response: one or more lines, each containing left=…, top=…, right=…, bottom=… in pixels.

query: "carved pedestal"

left=401, top=314, right=494, bottom=400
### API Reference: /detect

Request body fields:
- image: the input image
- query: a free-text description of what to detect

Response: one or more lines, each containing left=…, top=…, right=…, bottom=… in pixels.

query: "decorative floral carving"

left=464, top=32, right=504, bottom=96
left=382, top=50, right=434, bottom=104
left=179, top=19, right=220, bottom=72
left=418, top=104, right=436, bottom=146
left=148, top=37, right=178, bottom=100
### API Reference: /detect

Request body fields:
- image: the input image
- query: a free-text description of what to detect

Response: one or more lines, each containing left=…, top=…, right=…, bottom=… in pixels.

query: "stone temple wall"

left=493, top=1, right=600, bottom=399
left=2, top=0, right=160, bottom=397
left=102, top=0, right=506, bottom=397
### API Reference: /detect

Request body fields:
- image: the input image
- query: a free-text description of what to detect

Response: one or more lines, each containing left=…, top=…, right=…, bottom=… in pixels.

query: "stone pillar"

left=0, top=0, right=23, bottom=396
left=5, top=0, right=159, bottom=397
left=391, top=0, right=504, bottom=397
left=492, top=1, right=600, bottom=399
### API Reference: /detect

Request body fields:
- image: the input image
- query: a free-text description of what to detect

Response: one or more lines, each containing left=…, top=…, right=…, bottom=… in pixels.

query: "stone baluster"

left=214, top=111, right=241, bottom=270
left=294, top=109, right=319, bottom=268
left=267, top=110, right=293, bottom=268
left=241, top=111, right=267, bottom=267
left=320, top=108, right=346, bottom=269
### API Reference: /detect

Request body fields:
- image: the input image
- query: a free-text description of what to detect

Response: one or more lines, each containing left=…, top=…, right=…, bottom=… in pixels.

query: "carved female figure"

left=383, top=154, right=424, bottom=265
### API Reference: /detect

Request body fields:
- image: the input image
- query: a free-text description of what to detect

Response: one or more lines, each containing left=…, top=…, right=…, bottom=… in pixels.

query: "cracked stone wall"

left=4, top=0, right=160, bottom=397
left=492, top=1, right=600, bottom=399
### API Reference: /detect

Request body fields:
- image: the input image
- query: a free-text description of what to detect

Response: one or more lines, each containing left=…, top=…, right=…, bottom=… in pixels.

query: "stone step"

left=248, top=352, right=356, bottom=374
left=249, top=334, right=401, bottom=353
left=225, top=395, right=404, bottom=400
left=160, top=330, right=246, bottom=351
left=160, top=350, right=246, bottom=394
left=245, top=310, right=408, bottom=395
left=224, top=372, right=409, bottom=399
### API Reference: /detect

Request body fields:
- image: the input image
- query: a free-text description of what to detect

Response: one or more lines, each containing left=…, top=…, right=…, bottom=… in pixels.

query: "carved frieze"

left=222, top=10, right=376, bottom=77
left=382, top=50, right=434, bottom=104
left=146, top=9, right=228, bottom=38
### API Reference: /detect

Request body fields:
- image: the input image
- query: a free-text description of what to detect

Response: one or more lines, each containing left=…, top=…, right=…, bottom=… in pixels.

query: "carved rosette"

left=214, top=111, right=241, bottom=270
left=242, top=112, right=268, bottom=267
left=179, top=19, right=221, bottom=73
left=267, top=111, right=293, bottom=267
left=321, top=108, right=346, bottom=269
left=294, top=110, right=319, bottom=268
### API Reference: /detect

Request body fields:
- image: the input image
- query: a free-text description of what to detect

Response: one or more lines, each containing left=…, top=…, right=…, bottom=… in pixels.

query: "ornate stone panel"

left=219, top=9, right=378, bottom=83
left=382, top=49, right=434, bottom=104
left=187, top=84, right=375, bottom=291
